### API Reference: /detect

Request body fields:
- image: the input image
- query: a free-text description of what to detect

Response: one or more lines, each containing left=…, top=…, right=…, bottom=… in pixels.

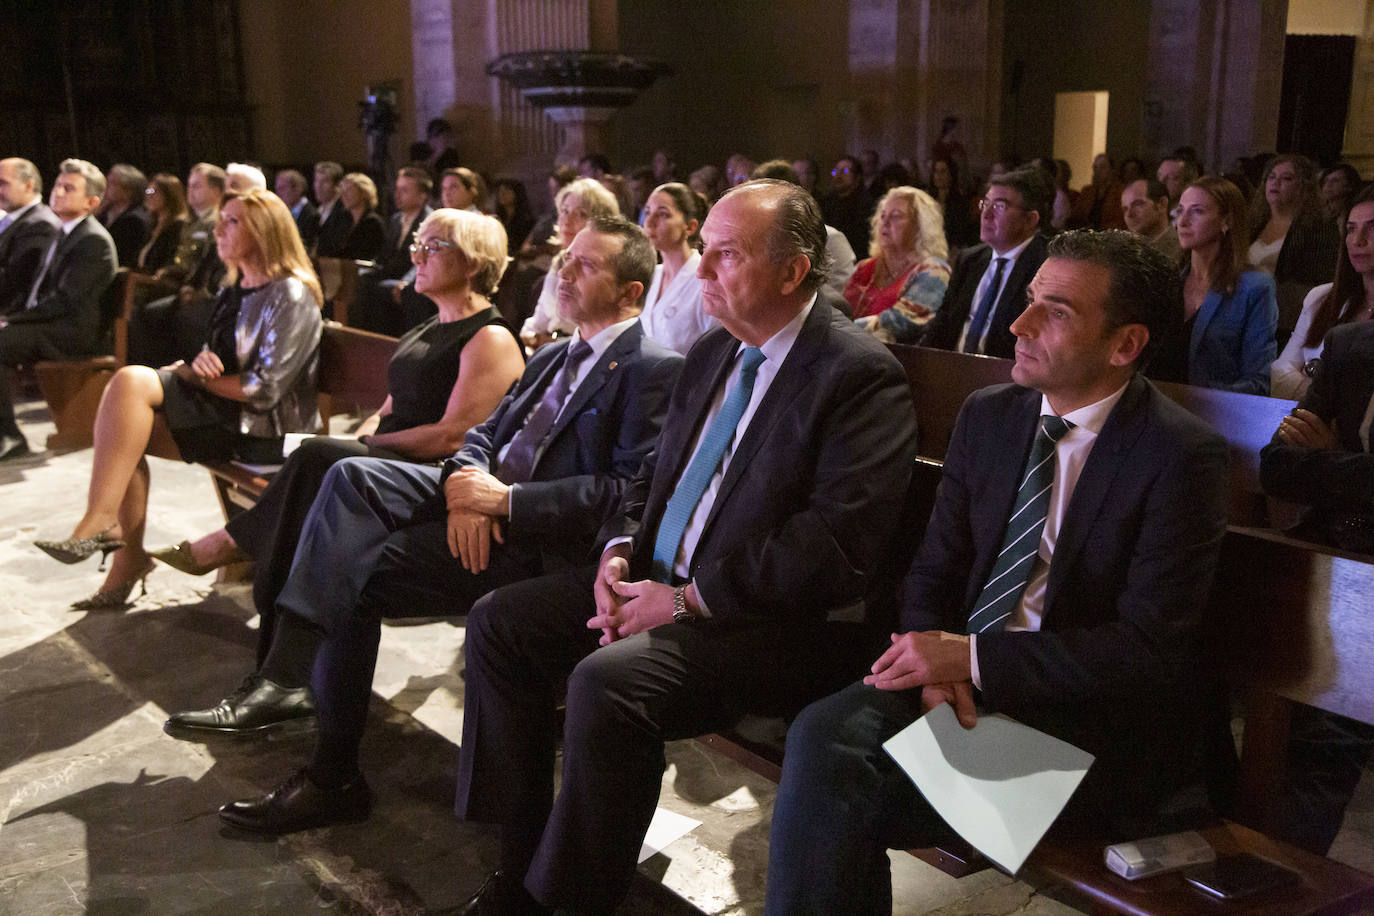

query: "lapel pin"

left=607, top=361, right=618, bottom=370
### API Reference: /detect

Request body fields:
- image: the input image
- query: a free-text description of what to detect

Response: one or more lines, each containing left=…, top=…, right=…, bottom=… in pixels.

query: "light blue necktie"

left=650, top=346, right=766, bottom=582
left=962, top=256, right=1007, bottom=353
left=965, top=414, right=1074, bottom=634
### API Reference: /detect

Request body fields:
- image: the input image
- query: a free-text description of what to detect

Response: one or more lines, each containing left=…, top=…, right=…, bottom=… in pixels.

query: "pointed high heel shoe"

left=70, top=560, right=154, bottom=611
left=35, top=527, right=125, bottom=571
left=150, top=540, right=246, bottom=577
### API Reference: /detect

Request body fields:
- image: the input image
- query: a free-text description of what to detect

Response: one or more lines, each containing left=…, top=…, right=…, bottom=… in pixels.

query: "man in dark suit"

left=312, top=161, right=352, bottom=258
left=98, top=163, right=150, bottom=268
left=0, top=158, right=117, bottom=460
left=447, top=180, right=918, bottom=914
left=0, top=157, right=61, bottom=316
left=209, top=216, right=684, bottom=833
left=766, top=230, right=1230, bottom=914
left=274, top=168, right=319, bottom=251
left=919, top=166, right=1053, bottom=358
left=350, top=166, right=434, bottom=335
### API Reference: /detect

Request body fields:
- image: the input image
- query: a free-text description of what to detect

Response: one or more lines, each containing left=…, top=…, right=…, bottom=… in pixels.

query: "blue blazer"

left=1187, top=269, right=1277, bottom=395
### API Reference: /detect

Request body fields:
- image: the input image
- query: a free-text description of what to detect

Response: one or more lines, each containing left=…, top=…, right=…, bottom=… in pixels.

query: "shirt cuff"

left=603, top=535, right=634, bottom=554
left=505, top=482, right=520, bottom=524
left=688, top=579, right=712, bottom=618
left=969, top=634, right=981, bottom=690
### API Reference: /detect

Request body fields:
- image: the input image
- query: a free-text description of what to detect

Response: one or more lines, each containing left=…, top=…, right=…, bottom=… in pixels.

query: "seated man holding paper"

left=766, top=229, right=1230, bottom=914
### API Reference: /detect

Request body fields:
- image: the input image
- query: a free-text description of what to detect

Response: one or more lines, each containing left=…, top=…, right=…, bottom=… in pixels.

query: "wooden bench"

left=316, top=257, right=364, bottom=327
left=698, top=346, right=1374, bottom=912
left=201, top=321, right=397, bottom=523
left=35, top=269, right=178, bottom=450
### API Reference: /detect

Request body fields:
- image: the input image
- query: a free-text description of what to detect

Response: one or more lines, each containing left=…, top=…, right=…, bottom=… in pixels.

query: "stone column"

left=1140, top=0, right=1287, bottom=171
left=846, top=0, right=1002, bottom=178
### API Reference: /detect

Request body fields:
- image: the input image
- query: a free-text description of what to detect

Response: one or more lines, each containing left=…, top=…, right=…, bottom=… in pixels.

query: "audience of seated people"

left=0, top=158, right=117, bottom=461
left=34, top=188, right=321, bottom=609
left=6, top=133, right=1374, bottom=913
left=845, top=185, right=950, bottom=343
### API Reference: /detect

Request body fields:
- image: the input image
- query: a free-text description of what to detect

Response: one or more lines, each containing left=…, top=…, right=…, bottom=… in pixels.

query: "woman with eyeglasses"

left=139, top=173, right=190, bottom=275
left=844, top=186, right=950, bottom=343
left=146, top=209, right=523, bottom=616
left=34, top=189, right=324, bottom=608
left=1272, top=183, right=1374, bottom=400
left=1160, top=175, right=1277, bottom=394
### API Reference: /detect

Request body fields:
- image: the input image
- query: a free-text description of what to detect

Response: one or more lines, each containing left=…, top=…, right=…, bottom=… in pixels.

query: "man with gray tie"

left=0, top=157, right=61, bottom=316
left=766, top=230, right=1229, bottom=914
left=919, top=166, right=1052, bottom=358
left=211, top=216, right=682, bottom=834
left=0, top=158, right=116, bottom=460
left=447, top=179, right=919, bottom=915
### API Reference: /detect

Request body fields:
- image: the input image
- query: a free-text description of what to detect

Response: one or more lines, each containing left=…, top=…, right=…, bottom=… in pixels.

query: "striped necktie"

left=496, top=338, right=593, bottom=484
left=966, top=414, right=1075, bottom=634
left=650, top=346, right=766, bottom=582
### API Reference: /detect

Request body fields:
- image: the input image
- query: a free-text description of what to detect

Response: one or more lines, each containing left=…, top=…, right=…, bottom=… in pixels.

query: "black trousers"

left=456, top=566, right=840, bottom=912
left=0, top=322, right=80, bottom=437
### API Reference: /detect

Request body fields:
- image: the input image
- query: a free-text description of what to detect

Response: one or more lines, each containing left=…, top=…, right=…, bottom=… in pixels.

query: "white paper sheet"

left=638, top=807, right=702, bottom=863
left=882, top=703, right=1094, bottom=875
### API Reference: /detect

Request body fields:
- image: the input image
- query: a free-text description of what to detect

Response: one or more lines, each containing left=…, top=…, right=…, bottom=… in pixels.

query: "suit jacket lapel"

left=1044, top=374, right=1150, bottom=609
left=493, top=339, right=567, bottom=450
left=544, top=322, right=642, bottom=447
left=654, top=331, right=739, bottom=498
left=1190, top=286, right=1224, bottom=352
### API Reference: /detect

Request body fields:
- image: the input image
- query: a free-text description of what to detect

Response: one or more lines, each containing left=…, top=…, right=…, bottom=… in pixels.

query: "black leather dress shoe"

left=0, top=434, right=30, bottom=462
left=164, top=675, right=316, bottom=736
left=430, top=870, right=553, bottom=916
left=219, top=769, right=370, bottom=835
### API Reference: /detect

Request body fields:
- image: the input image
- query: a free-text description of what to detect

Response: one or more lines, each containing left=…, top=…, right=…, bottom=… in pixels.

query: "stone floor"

left=0, top=397, right=1371, bottom=915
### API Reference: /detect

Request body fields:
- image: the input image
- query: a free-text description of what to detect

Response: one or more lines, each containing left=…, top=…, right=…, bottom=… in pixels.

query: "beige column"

left=1342, top=0, right=1374, bottom=174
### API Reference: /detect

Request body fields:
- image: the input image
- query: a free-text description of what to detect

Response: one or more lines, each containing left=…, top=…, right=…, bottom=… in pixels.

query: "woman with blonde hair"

left=844, top=185, right=951, bottom=343
left=35, top=189, right=324, bottom=609
left=519, top=176, right=620, bottom=347
left=338, top=172, right=386, bottom=261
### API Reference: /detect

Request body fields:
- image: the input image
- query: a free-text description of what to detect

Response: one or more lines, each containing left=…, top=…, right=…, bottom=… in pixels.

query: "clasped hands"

left=866, top=630, right=979, bottom=729
left=444, top=467, right=512, bottom=573
left=1276, top=409, right=1339, bottom=451
left=588, top=547, right=682, bottom=646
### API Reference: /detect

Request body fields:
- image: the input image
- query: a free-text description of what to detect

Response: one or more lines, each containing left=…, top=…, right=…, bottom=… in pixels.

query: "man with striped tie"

left=766, top=229, right=1230, bottom=915
left=448, top=179, right=919, bottom=915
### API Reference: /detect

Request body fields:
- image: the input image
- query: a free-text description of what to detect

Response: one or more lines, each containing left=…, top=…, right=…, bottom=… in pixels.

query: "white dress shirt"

left=640, top=251, right=716, bottom=355
left=955, top=234, right=1036, bottom=353
left=969, top=379, right=1130, bottom=686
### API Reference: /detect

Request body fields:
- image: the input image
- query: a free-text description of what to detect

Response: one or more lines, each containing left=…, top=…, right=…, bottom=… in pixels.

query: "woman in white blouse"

left=1272, top=184, right=1374, bottom=400
left=640, top=183, right=717, bottom=354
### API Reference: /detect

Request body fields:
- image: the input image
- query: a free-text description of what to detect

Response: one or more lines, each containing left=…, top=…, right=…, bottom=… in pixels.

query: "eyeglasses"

left=409, top=238, right=458, bottom=262
left=978, top=198, right=1026, bottom=215
left=831, top=166, right=854, bottom=177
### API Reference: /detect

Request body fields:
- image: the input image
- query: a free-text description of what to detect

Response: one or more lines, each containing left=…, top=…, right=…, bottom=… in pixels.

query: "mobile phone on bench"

left=1182, top=853, right=1301, bottom=901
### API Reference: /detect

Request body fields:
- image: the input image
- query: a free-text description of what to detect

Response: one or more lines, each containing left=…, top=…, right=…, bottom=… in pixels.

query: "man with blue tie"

left=210, top=216, right=682, bottom=832
left=919, top=166, right=1052, bottom=357
left=448, top=179, right=919, bottom=914
left=765, top=230, right=1231, bottom=915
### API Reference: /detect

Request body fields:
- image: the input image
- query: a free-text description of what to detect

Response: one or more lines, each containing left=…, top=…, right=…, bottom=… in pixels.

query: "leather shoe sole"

left=219, top=769, right=370, bottom=835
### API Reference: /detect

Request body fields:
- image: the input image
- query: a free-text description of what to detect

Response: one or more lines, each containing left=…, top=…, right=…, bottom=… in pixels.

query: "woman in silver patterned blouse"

left=35, top=188, right=322, bottom=609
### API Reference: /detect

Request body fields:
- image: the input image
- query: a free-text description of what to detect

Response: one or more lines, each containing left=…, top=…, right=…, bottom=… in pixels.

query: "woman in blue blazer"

left=1175, top=175, right=1278, bottom=395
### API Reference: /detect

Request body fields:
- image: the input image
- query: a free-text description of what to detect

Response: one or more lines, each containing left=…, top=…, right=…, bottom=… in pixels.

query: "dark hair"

left=833, top=154, right=863, bottom=181
left=1186, top=175, right=1250, bottom=296
left=550, top=165, right=578, bottom=187
left=275, top=168, right=307, bottom=194
left=1251, top=153, right=1320, bottom=231
left=940, top=116, right=960, bottom=135
left=493, top=177, right=531, bottom=220
left=989, top=166, right=1053, bottom=228
left=190, top=162, right=226, bottom=193
left=1137, top=177, right=1169, bottom=205
left=427, top=118, right=452, bottom=139
left=1159, top=156, right=1199, bottom=188
left=580, top=153, right=613, bottom=175
left=751, top=159, right=801, bottom=185
left=876, top=161, right=912, bottom=191
left=585, top=214, right=655, bottom=307
left=107, top=163, right=147, bottom=201
left=930, top=156, right=960, bottom=191
left=724, top=179, right=830, bottom=292
left=649, top=182, right=708, bottom=246
left=1321, top=163, right=1363, bottom=192
left=148, top=172, right=188, bottom=227
left=1048, top=229, right=1182, bottom=366
left=397, top=165, right=434, bottom=196
left=1305, top=182, right=1374, bottom=348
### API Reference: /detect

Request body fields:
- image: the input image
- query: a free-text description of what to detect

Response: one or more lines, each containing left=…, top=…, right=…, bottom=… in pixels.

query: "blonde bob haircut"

left=867, top=185, right=949, bottom=262
left=340, top=172, right=378, bottom=211
left=419, top=208, right=511, bottom=296
left=220, top=188, right=323, bottom=307
left=550, top=177, right=620, bottom=246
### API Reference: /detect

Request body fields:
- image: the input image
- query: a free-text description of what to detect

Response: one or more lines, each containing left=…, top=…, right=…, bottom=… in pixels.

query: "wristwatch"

left=672, top=585, right=697, bottom=624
